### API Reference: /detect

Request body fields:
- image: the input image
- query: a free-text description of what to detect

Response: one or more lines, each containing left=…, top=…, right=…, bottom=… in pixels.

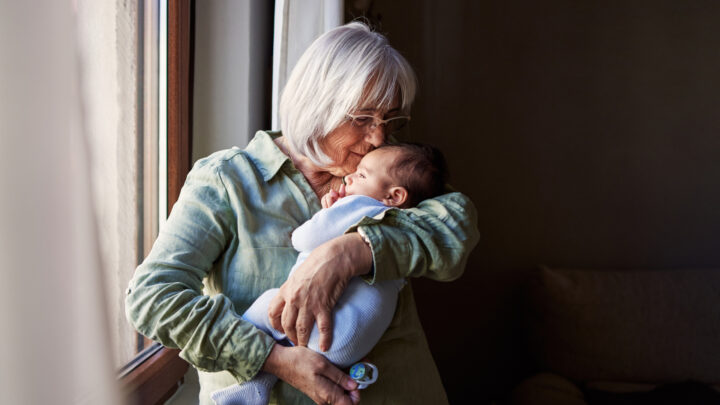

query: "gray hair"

left=279, top=22, right=417, bottom=166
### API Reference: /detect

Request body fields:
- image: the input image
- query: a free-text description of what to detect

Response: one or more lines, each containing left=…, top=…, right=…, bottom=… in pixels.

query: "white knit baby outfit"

left=211, top=195, right=405, bottom=405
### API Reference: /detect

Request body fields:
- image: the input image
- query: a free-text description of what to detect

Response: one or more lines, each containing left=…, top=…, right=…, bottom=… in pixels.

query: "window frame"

left=120, top=0, right=194, bottom=403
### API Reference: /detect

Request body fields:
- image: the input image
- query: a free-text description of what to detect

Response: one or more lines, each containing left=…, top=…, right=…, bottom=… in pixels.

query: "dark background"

left=344, top=1, right=720, bottom=403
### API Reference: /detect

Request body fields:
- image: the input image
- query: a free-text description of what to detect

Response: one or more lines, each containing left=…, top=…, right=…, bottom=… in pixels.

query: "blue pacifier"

left=349, top=362, right=378, bottom=389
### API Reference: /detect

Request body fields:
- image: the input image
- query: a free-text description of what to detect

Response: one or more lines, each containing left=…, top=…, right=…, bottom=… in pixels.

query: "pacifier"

left=348, top=362, right=378, bottom=389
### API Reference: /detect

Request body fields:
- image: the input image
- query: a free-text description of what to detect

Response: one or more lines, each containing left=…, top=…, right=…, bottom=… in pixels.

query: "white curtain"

left=271, top=0, right=344, bottom=130
left=0, top=1, right=122, bottom=404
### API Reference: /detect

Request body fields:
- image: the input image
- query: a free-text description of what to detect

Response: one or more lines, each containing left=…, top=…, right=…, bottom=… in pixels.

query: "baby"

left=212, top=143, right=448, bottom=405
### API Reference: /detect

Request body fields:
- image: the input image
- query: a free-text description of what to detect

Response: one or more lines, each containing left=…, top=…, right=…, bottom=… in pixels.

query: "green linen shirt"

left=125, top=131, right=479, bottom=404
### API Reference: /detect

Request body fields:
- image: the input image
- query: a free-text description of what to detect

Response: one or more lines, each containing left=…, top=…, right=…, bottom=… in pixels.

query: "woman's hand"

left=263, top=344, right=360, bottom=405
left=268, top=233, right=372, bottom=351
left=321, top=184, right=346, bottom=208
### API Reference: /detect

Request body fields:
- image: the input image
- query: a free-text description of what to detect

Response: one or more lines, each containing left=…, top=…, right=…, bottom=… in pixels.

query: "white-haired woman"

left=126, top=22, right=478, bottom=405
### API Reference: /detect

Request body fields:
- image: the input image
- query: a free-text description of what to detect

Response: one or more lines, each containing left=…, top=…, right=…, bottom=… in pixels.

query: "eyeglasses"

left=346, top=113, right=411, bottom=134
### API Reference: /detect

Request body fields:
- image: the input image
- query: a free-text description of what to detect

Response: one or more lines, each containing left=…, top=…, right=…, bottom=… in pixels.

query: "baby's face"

left=344, top=148, right=398, bottom=202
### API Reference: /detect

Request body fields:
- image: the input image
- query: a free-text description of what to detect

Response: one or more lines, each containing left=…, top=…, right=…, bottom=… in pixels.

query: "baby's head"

left=344, top=142, right=448, bottom=208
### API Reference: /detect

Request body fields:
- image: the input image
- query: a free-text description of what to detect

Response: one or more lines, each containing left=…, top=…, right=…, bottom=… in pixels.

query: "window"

left=77, top=0, right=192, bottom=402
left=119, top=0, right=194, bottom=403
left=74, top=0, right=160, bottom=370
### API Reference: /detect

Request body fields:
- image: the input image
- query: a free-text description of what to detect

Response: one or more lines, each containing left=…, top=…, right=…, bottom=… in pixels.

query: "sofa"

left=510, top=267, right=720, bottom=405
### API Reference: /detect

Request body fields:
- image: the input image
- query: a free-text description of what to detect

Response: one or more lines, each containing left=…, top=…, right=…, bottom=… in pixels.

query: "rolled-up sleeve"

left=125, top=159, right=275, bottom=383
left=353, top=191, right=479, bottom=284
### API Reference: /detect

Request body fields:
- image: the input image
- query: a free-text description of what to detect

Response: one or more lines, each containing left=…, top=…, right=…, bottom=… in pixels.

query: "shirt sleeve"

left=124, top=158, right=275, bottom=383
left=351, top=191, right=480, bottom=284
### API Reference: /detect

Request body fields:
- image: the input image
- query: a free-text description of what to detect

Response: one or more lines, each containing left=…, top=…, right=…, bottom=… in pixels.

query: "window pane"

left=76, top=0, right=159, bottom=369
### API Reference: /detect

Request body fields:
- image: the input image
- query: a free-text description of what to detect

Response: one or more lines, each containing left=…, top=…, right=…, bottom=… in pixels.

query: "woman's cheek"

left=344, top=154, right=361, bottom=172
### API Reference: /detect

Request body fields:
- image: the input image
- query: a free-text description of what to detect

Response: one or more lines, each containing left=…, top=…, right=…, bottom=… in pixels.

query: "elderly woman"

left=126, top=22, right=478, bottom=405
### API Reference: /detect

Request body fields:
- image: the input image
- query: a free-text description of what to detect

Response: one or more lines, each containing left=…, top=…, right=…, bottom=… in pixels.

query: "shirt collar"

left=245, top=130, right=290, bottom=182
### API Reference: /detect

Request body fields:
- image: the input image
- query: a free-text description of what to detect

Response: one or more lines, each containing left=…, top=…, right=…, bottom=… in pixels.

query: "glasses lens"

left=350, top=116, right=374, bottom=127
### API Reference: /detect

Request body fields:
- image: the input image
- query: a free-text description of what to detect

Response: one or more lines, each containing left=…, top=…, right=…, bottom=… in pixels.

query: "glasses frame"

left=346, top=113, right=411, bottom=133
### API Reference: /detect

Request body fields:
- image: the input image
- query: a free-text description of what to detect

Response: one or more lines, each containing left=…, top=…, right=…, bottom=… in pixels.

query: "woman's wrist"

left=262, top=343, right=285, bottom=376
left=354, top=229, right=374, bottom=277
left=334, top=232, right=373, bottom=278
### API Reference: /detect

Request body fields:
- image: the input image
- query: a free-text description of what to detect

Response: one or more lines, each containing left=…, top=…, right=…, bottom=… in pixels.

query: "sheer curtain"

left=0, top=2, right=122, bottom=404
left=271, top=0, right=344, bottom=129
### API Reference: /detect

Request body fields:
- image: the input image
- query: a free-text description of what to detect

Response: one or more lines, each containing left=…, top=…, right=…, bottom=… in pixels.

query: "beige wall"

left=192, top=0, right=273, bottom=162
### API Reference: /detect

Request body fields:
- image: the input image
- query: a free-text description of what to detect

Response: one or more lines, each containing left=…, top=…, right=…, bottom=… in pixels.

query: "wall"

left=351, top=1, right=720, bottom=403
left=192, top=0, right=273, bottom=162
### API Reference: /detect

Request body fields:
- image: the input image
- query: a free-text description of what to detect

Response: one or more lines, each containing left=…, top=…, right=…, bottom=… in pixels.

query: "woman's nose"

left=364, top=125, right=386, bottom=147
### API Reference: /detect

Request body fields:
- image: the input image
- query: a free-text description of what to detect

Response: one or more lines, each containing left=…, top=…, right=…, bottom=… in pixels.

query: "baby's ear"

left=384, top=186, right=408, bottom=207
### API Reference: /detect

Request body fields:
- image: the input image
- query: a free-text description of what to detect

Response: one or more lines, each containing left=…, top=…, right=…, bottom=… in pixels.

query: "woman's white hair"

left=279, top=22, right=417, bottom=166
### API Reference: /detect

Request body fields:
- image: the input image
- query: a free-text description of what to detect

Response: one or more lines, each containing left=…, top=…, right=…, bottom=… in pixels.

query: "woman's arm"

left=125, top=159, right=275, bottom=382
left=269, top=191, right=479, bottom=349
left=126, top=156, right=361, bottom=402
left=355, top=191, right=480, bottom=282
left=269, top=233, right=372, bottom=349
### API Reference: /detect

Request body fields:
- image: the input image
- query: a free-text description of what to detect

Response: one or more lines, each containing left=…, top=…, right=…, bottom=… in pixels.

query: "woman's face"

left=319, top=101, right=401, bottom=177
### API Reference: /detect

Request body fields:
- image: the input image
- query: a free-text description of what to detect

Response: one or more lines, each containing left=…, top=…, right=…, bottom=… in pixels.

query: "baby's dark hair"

left=379, top=142, right=449, bottom=207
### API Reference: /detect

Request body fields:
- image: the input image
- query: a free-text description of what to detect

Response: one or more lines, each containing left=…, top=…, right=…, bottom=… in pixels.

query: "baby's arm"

left=292, top=195, right=389, bottom=253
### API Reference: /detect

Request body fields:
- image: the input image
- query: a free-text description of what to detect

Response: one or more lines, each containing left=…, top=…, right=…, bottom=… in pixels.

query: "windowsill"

left=163, top=368, right=199, bottom=405
left=121, top=347, right=189, bottom=405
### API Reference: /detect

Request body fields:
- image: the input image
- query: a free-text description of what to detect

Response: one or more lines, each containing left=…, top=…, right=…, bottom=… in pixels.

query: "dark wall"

left=347, top=1, right=720, bottom=403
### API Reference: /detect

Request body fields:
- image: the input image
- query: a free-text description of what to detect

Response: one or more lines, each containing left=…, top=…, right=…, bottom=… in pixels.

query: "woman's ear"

left=384, top=186, right=408, bottom=207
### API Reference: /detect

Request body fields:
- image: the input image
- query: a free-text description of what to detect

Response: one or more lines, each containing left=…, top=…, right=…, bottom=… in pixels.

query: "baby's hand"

left=321, top=184, right=346, bottom=208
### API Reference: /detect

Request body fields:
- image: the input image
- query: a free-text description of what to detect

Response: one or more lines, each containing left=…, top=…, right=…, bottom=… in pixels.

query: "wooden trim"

left=122, top=347, right=188, bottom=405
left=167, top=0, right=194, bottom=212
left=122, top=1, right=194, bottom=404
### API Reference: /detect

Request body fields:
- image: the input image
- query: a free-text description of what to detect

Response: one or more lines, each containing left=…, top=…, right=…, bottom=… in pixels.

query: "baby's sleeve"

left=291, top=195, right=389, bottom=252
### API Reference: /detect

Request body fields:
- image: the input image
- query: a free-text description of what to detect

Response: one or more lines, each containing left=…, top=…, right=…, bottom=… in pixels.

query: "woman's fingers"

left=263, top=345, right=359, bottom=405
left=274, top=235, right=367, bottom=350
left=295, top=306, right=333, bottom=350
left=281, top=298, right=299, bottom=344
left=295, top=306, right=313, bottom=347
left=315, top=311, right=334, bottom=352
left=267, top=293, right=286, bottom=333
left=321, top=367, right=360, bottom=405
left=348, top=389, right=361, bottom=404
